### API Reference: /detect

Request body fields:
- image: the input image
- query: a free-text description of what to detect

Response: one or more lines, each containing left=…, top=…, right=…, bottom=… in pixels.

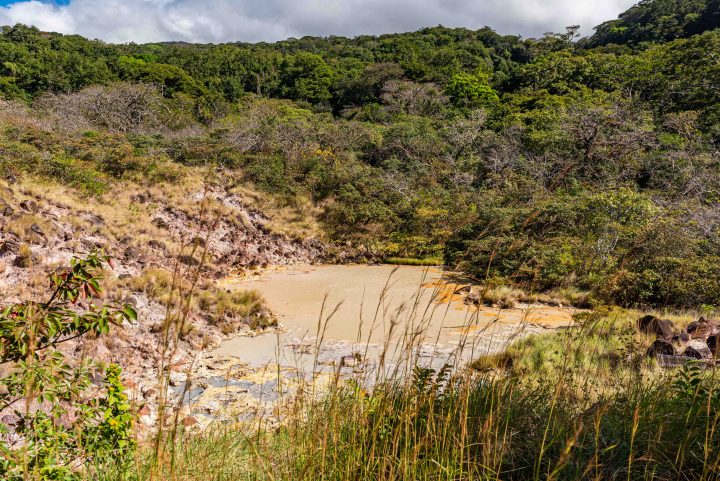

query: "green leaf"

left=122, top=306, right=137, bottom=322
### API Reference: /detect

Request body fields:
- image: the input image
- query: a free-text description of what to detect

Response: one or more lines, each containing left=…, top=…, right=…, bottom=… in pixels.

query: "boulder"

left=707, top=335, right=718, bottom=358
left=123, top=246, right=142, bottom=260
left=636, top=315, right=676, bottom=339
left=646, top=339, right=676, bottom=357
left=0, top=238, right=20, bottom=256
left=19, top=199, right=39, bottom=213
left=686, top=318, right=719, bottom=340
left=683, top=340, right=712, bottom=360
left=673, top=331, right=691, bottom=344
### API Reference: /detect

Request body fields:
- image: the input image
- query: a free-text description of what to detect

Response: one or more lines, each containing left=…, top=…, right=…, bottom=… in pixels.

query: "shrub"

left=0, top=253, right=137, bottom=480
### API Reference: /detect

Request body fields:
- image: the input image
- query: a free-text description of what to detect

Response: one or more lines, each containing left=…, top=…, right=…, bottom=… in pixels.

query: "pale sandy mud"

left=179, top=265, right=579, bottom=428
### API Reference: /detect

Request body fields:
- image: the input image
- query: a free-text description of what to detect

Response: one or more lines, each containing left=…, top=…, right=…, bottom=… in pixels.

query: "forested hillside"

left=587, top=0, right=720, bottom=47
left=1, top=0, right=720, bottom=308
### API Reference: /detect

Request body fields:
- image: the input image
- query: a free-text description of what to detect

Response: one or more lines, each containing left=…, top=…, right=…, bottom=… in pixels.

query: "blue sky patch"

left=0, top=0, right=70, bottom=6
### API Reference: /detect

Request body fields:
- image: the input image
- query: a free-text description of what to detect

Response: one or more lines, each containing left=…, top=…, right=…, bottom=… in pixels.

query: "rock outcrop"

left=643, top=315, right=719, bottom=365
left=0, top=179, right=327, bottom=422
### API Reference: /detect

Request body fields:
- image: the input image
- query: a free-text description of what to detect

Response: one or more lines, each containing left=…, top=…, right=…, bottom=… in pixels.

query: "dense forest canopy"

left=587, top=0, right=720, bottom=47
left=1, top=0, right=720, bottom=308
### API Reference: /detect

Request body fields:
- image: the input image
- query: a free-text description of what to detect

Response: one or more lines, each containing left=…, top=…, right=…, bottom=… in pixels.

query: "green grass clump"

left=198, top=288, right=276, bottom=331
left=385, top=256, right=444, bottom=266
left=126, top=268, right=275, bottom=332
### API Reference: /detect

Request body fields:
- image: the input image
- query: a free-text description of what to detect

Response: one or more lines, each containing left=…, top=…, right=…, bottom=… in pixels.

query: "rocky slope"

left=0, top=174, right=326, bottom=417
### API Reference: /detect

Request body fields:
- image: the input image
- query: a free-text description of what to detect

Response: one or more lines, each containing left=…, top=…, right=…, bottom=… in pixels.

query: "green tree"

left=445, top=70, right=499, bottom=108
left=281, top=52, right=336, bottom=104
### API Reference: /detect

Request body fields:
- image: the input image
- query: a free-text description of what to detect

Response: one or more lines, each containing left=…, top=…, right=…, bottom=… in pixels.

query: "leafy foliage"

left=1, top=1, right=720, bottom=307
left=588, top=0, right=720, bottom=47
left=0, top=253, right=137, bottom=480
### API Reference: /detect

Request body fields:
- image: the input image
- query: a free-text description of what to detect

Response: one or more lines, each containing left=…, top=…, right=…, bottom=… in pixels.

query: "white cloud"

left=0, top=0, right=638, bottom=44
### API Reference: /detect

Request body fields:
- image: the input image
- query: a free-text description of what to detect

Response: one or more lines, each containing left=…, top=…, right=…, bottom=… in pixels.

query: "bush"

left=0, top=253, right=137, bottom=480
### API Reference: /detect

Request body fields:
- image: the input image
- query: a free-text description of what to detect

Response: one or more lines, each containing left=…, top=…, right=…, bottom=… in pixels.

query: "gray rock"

left=0, top=238, right=20, bottom=256
left=683, top=340, right=712, bottom=360
left=29, top=223, right=45, bottom=237
left=85, top=214, right=105, bottom=227
left=124, top=246, right=142, bottom=259
left=19, top=200, right=39, bottom=213
left=152, top=217, right=169, bottom=229
left=647, top=339, right=676, bottom=357
left=148, top=239, right=166, bottom=251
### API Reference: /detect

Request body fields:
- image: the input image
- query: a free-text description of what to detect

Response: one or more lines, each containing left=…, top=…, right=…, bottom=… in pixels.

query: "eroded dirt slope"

left=0, top=174, right=326, bottom=414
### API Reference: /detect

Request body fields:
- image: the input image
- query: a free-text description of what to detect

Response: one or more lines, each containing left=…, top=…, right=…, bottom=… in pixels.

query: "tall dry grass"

left=95, top=270, right=720, bottom=481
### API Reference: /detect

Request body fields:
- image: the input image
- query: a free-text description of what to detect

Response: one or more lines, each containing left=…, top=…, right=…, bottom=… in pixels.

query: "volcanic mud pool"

left=176, top=265, right=579, bottom=428
left=214, top=264, right=577, bottom=368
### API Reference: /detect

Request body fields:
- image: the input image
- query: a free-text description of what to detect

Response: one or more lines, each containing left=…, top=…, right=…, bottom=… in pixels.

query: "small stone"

left=181, top=416, right=198, bottom=427
left=124, top=246, right=142, bottom=259
left=81, top=238, right=105, bottom=249
left=29, top=223, right=45, bottom=236
left=122, top=296, right=138, bottom=308
left=179, top=254, right=200, bottom=266
left=152, top=217, right=169, bottom=229
left=148, top=239, right=167, bottom=251
left=19, top=200, right=39, bottom=213
left=143, top=388, right=157, bottom=398
left=85, top=214, right=105, bottom=227
left=168, top=371, right=186, bottom=387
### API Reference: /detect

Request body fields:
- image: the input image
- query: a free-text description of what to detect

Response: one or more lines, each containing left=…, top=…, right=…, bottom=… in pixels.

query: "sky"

left=0, top=0, right=638, bottom=44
